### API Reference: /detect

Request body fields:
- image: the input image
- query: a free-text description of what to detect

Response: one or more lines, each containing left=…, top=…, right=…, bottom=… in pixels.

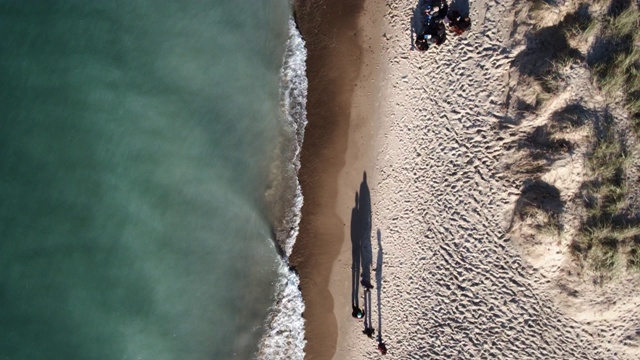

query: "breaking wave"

left=258, top=18, right=307, bottom=360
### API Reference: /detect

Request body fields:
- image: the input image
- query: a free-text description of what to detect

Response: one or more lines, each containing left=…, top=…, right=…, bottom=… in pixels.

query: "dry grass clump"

left=588, top=7, right=640, bottom=130
left=539, top=56, right=576, bottom=96
left=588, top=131, right=629, bottom=180
left=573, top=226, right=640, bottom=273
left=508, top=125, right=572, bottom=177
left=572, top=118, right=639, bottom=273
left=562, top=3, right=598, bottom=40
left=508, top=156, right=550, bottom=176
left=514, top=17, right=583, bottom=108
left=528, top=0, right=559, bottom=21
left=524, top=206, right=563, bottom=237
left=513, top=180, right=565, bottom=238
left=522, top=125, right=573, bottom=153
left=549, top=102, right=592, bottom=132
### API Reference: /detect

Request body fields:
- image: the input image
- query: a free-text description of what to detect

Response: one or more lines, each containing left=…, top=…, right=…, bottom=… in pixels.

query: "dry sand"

left=292, top=0, right=633, bottom=359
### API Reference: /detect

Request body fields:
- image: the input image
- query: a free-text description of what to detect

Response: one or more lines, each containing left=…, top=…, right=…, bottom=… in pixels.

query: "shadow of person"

left=375, top=229, right=386, bottom=352
left=450, top=0, right=470, bottom=16
left=351, top=192, right=363, bottom=318
left=363, top=289, right=375, bottom=338
left=351, top=172, right=373, bottom=320
left=358, top=172, right=373, bottom=291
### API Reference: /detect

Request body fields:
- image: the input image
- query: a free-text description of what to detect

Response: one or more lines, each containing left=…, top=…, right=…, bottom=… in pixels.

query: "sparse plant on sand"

left=589, top=7, right=640, bottom=130
left=521, top=206, right=563, bottom=237
left=512, top=180, right=565, bottom=243
left=573, top=119, right=640, bottom=274
left=528, top=0, right=556, bottom=21
left=549, top=103, right=592, bottom=132
left=629, top=244, right=640, bottom=270
left=562, top=5, right=597, bottom=40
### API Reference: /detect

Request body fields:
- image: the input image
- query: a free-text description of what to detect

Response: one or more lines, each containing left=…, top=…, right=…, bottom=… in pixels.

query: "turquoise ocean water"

left=0, top=1, right=306, bottom=359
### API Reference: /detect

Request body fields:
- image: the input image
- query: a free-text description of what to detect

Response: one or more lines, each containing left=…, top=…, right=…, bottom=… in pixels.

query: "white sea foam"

left=257, top=18, right=307, bottom=360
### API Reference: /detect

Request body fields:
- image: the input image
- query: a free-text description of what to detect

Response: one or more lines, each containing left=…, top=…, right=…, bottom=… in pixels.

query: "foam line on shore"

left=257, top=17, right=308, bottom=360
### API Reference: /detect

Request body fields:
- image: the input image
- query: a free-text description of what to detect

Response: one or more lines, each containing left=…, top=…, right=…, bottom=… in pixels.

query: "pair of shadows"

left=350, top=172, right=386, bottom=352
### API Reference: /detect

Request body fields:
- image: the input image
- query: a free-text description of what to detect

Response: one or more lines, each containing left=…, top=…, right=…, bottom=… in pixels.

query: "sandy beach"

left=292, top=0, right=637, bottom=359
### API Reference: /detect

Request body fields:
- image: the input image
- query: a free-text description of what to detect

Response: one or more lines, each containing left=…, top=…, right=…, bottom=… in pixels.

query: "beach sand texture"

left=293, top=0, right=625, bottom=359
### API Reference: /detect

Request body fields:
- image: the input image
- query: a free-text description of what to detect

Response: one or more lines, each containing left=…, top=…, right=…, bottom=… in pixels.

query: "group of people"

left=415, top=0, right=472, bottom=51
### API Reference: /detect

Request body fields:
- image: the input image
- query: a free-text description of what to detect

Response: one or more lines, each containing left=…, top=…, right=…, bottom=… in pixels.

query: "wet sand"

left=289, top=0, right=385, bottom=359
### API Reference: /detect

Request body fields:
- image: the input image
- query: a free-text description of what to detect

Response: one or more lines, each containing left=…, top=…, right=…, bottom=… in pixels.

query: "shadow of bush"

left=519, top=125, right=573, bottom=156
left=514, top=179, right=565, bottom=220
left=549, top=103, right=593, bottom=132
left=514, top=24, right=583, bottom=78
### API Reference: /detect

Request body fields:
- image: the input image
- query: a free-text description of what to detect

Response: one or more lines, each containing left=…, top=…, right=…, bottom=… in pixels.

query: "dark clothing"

left=423, top=1, right=449, bottom=25
left=447, top=10, right=471, bottom=35
left=415, top=34, right=430, bottom=51
left=378, top=342, right=387, bottom=355
left=433, top=1, right=448, bottom=21
left=416, top=0, right=449, bottom=50
left=416, top=22, right=446, bottom=50
left=434, top=22, right=447, bottom=45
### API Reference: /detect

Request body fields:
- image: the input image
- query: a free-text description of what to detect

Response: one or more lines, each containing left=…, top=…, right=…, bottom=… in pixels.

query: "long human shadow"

left=375, top=229, right=385, bottom=349
left=351, top=172, right=373, bottom=319
left=359, top=172, right=373, bottom=291
left=363, top=288, right=374, bottom=337
left=351, top=192, right=362, bottom=318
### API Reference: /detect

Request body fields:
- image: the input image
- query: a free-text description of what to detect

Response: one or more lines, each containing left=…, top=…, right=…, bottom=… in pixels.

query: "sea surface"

left=0, top=1, right=306, bottom=359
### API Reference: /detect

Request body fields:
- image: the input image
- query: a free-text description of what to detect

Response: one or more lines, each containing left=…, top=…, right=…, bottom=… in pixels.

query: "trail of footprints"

left=368, top=0, right=617, bottom=358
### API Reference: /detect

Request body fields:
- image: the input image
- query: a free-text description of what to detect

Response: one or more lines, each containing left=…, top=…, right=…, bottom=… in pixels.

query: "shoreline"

left=289, top=0, right=385, bottom=359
